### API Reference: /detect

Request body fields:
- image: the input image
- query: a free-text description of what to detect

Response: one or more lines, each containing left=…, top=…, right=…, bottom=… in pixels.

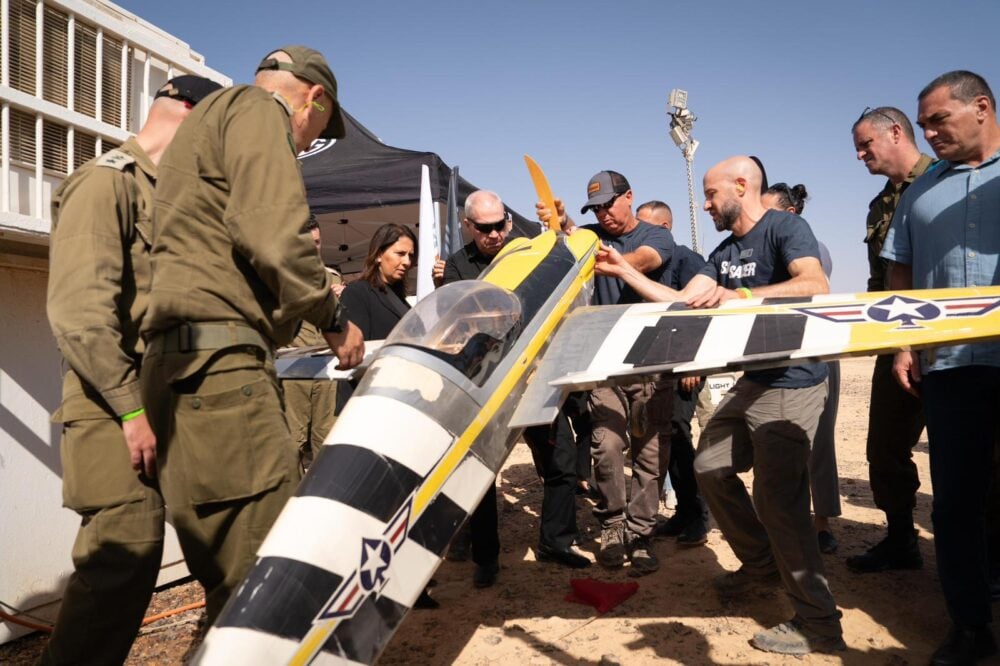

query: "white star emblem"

left=869, top=296, right=931, bottom=321
left=359, top=539, right=390, bottom=591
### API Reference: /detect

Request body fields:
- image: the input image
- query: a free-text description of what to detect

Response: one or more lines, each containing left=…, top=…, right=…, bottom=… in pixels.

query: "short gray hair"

left=852, top=106, right=916, bottom=143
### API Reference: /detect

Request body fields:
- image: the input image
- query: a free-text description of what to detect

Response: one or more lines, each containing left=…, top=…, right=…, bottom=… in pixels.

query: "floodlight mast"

left=667, top=89, right=701, bottom=254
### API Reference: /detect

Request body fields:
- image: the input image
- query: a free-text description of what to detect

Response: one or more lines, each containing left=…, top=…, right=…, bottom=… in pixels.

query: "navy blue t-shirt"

left=699, top=209, right=828, bottom=388
left=582, top=220, right=675, bottom=305
left=661, top=243, right=706, bottom=290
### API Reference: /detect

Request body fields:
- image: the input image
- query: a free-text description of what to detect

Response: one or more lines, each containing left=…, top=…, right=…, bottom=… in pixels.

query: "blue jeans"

left=922, top=365, right=1000, bottom=626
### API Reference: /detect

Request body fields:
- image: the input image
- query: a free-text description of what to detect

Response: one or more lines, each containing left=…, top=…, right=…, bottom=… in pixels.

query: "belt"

left=156, top=321, right=273, bottom=356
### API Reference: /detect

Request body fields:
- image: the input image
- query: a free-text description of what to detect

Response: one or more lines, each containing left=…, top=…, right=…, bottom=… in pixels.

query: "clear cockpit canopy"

left=387, top=281, right=523, bottom=385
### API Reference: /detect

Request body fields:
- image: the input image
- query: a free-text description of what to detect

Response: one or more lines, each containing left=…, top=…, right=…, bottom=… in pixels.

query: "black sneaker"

left=676, top=518, right=709, bottom=547
left=627, top=534, right=659, bottom=577
left=653, top=514, right=687, bottom=538
left=846, top=532, right=922, bottom=573
left=817, top=530, right=839, bottom=554
left=537, top=544, right=591, bottom=569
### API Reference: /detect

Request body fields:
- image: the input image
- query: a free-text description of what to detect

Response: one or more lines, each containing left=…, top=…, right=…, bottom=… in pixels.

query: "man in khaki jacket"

left=141, top=46, right=363, bottom=622
left=43, top=75, right=222, bottom=665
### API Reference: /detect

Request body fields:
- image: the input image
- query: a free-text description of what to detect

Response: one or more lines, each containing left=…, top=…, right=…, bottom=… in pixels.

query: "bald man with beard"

left=596, top=156, right=841, bottom=655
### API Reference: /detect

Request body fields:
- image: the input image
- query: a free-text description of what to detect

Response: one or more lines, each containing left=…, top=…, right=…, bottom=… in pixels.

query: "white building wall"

left=1, top=0, right=229, bottom=644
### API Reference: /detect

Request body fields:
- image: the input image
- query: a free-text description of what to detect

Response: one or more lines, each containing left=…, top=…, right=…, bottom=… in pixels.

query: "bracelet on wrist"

left=121, top=407, right=145, bottom=422
left=736, top=287, right=753, bottom=299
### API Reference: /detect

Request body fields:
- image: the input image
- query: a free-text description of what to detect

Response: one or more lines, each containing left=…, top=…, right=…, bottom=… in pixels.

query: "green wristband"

left=736, top=287, right=753, bottom=299
left=121, top=407, right=145, bottom=422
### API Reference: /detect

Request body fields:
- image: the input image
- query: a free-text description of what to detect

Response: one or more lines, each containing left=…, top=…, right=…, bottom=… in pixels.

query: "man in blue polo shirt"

left=882, top=70, right=1000, bottom=665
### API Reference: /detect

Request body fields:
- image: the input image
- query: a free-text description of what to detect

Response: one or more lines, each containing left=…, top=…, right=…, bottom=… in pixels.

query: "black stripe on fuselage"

left=405, top=491, right=468, bottom=557
left=623, top=315, right=714, bottom=366
left=213, top=556, right=341, bottom=639
left=743, top=313, right=808, bottom=355
left=321, top=593, right=409, bottom=664
left=509, top=240, right=578, bottom=327
left=296, top=444, right=423, bottom=524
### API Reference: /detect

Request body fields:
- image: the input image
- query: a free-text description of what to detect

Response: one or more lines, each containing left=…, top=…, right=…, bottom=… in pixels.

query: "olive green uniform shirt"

left=144, top=85, right=343, bottom=350
left=864, top=153, right=934, bottom=292
left=47, top=136, right=155, bottom=420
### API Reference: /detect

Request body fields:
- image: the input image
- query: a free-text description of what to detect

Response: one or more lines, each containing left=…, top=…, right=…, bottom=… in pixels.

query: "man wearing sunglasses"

left=847, top=106, right=935, bottom=575
left=433, top=190, right=593, bottom=582
left=538, top=171, right=675, bottom=577
left=435, top=189, right=512, bottom=285
left=430, top=190, right=509, bottom=587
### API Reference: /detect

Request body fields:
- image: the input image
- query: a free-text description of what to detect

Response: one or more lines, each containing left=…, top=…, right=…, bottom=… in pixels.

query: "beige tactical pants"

left=694, top=377, right=842, bottom=638
left=588, top=382, right=672, bottom=538
left=142, top=341, right=299, bottom=623
left=281, top=378, right=338, bottom=472
left=41, top=415, right=164, bottom=665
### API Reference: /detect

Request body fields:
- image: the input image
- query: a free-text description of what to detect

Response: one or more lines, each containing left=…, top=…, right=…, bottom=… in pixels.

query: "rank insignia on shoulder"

left=95, top=149, right=135, bottom=171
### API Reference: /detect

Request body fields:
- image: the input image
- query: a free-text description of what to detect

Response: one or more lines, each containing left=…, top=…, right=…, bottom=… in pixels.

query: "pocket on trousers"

left=174, top=373, right=292, bottom=505
left=61, top=417, right=147, bottom=512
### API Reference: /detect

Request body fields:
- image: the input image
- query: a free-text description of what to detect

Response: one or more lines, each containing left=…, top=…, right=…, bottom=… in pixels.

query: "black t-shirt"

left=700, top=209, right=827, bottom=388
left=582, top=220, right=675, bottom=305
left=442, top=240, right=496, bottom=284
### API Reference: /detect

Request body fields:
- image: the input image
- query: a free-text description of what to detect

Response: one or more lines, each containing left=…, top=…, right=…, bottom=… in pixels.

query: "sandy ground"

left=2, top=356, right=982, bottom=664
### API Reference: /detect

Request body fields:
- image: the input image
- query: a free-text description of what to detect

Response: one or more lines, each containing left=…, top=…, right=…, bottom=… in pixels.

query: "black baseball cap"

left=154, top=75, right=223, bottom=106
left=581, top=170, right=631, bottom=214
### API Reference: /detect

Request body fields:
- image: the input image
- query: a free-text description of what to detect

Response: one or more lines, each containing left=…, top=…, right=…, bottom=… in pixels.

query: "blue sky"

left=123, top=0, right=1000, bottom=292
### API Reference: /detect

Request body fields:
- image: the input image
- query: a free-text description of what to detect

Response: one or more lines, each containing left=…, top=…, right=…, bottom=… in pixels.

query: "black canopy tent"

left=299, top=110, right=538, bottom=275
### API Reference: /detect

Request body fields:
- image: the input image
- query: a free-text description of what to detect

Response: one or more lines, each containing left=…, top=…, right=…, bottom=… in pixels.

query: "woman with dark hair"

left=339, top=223, right=417, bottom=340
left=762, top=182, right=842, bottom=555
left=337, top=223, right=440, bottom=608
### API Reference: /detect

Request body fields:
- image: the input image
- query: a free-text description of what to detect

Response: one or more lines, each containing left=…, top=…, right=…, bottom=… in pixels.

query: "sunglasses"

left=469, top=213, right=510, bottom=234
left=856, top=106, right=897, bottom=126
left=590, top=193, right=622, bottom=213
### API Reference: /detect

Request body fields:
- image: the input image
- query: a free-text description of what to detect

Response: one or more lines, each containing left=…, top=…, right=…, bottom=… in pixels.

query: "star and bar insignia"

left=315, top=495, right=414, bottom=622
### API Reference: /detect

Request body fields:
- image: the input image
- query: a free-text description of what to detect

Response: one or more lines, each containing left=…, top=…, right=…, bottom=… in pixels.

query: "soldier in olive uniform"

left=283, top=215, right=344, bottom=472
left=140, top=46, right=364, bottom=623
left=847, top=106, right=934, bottom=573
left=43, top=76, right=222, bottom=665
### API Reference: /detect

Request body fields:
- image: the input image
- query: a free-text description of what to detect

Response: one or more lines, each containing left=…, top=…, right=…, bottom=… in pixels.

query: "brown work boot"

left=598, top=522, right=626, bottom=568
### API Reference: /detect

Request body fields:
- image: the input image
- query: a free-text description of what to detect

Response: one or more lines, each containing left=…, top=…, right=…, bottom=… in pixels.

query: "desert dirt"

left=1, top=356, right=975, bottom=664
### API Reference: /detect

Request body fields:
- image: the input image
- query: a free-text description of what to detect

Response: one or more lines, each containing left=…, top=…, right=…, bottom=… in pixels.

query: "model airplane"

left=193, top=157, right=1000, bottom=664
left=194, top=226, right=600, bottom=665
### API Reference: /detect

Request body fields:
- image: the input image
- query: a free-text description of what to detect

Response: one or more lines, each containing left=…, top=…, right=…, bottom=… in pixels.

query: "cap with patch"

left=581, top=170, right=631, bottom=214
left=256, top=45, right=346, bottom=140
left=154, top=75, right=224, bottom=106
